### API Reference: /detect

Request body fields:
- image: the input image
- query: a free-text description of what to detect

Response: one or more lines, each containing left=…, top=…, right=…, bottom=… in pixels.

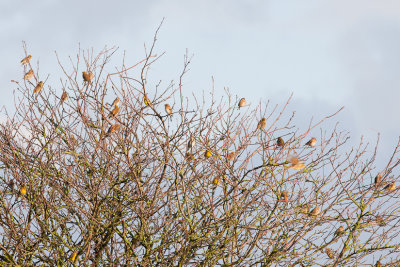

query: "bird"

left=204, top=150, right=211, bottom=158
left=374, top=174, right=382, bottom=187
left=82, top=71, right=94, bottom=83
left=277, top=137, right=285, bottom=147
left=34, top=81, right=43, bottom=94
left=310, top=206, right=319, bottom=216
left=213, top=177, right=221, bottom=186
left=20, top=55, right=32, bottom=65
left=107, top=124, right=121, bottom=136
left=20, top=186, right=27, bottom=196
left=376, top=216, right=386, bottom=227
left=70, top=251, right=78, bottom=262
left=257, top=118, right=267, bottom=130
left=187, top=136, right=195, bottom=149
left=325, top=248, right=334, bottom=259
left=305, top=137, right=317, bottom=147
left=335, top=226, right=344, bottom=236
left=111, top=97, right=120, bottom=107
left=61, top=91, right=68, bottom=102
left=165, top=104, right=173, bottom=115
left=24, top=69, right=34, bottom=80
left=375, top=260, right=381, bottom=267
left=287, top=155, right=305, bottom=170
left=227, top=152, right=235, bottom=161
left=280, top=191, right=289, bottom=202
left=108, top=105, right=120, bottom=118
left=300, top=205, right=309, bottom=214
left=144, top=94, right=153, bottom=108
left=238, top=98, right=246, bottom=109
left=385, top=182, right=396, bottom=192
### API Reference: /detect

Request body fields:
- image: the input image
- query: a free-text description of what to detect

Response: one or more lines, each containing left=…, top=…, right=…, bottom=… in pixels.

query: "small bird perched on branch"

left=257, top=118, right=266, bottom=130
left=24, top=69, right=34, bottom=80
left=238, top=98, right=246, bottom=109
left=277, top=137, right=285, bottom=147
left=61, top=91, right=68, bottom=102
left=309, top=206, right=319, bottom=216
left=111, top=97, right=120, bottom=107
left=187, top=136, right=195, bottom=149
left=106, top=124, right=121, bottom=136
left=374, top=173, right=382, bottom=187
left=305, top=137, right=317, bottom=147
left=34, top=81, right=43, bottom=94
left=280, top=191, right=289, bottom=202
left=384, top=182, right=396, bottom=192
left=335, top=225, right=344, bottom=236
left=165, top=104, right=172, bottom=115
left=82, top=71, right=94, bottom=83
left=108, top=105, right=120, bottom=118
left=20, top=55, right=32, bottom=65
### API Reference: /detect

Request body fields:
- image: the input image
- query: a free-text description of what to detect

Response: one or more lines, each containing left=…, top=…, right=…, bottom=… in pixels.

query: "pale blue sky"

left=1, top=0, right=399, bottom=164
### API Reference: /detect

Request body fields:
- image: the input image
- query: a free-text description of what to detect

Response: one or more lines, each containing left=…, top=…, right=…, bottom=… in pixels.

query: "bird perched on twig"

left=335, top=226, right=344, bottom=236
left=108, top=105, right=120, bottom=118
left=280, top=191, right=289, bottom=202
left=82, top=71, right=94, bottom=83
left=384, top=182, right=396, bottom=192
left=20, top=55, right=32, bottom=65
left=257, top=118, right=267, bottom=130
left=277, top=137, right=285, bottom=147
left=305, top=137, right=317, bottom=147
left=61, top=91, right=68, bottom=102
left=309, top=206, right=319, bottom=216
left=106, top=124, right=121, bottom=136
left=374, top=174, right=382, bottom=187
left=144, top=94, right=153, bottom=108
left=238, top=98, right=246, bottom=109
left=34, top=81, right=43, bottom=94
left=111, top=97, right=120, bottom=107
left=187, top=136, right=195, bottom=149
left=165, top=104, right=172, bottom=115
left=24, top=69, right=34, bottom=80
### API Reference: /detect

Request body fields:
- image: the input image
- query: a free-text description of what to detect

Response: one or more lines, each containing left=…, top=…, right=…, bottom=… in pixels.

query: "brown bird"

left=24, top=69, right=34, bottom=80
left=257, top=118, right=267, bottom=130
left=277, top=137, right=285, bottom=147
left=82, top=71, right=94, bottom=82
left=227, top=152, right=235, bottom=162
left=61, top=91, right=68, bottom=102
left=374, top=174, right=382, bottom=187
left=165, top=104, right=172, bottom=115
left=325, top=248, right=334, bottom=259
left=107, top=124, right=121, bottom=135
left=287, top=155, right=306, bottom=170
left=34, top=81, right=43, bottom=94
left=187, top=136, right=195, bottom=149
left=305, top=137, right=317, bottom=147
left=20, top=55, right=32, bottom=65
left=280, top=191, right=289, bottom=202
left=335, top=226, right=344, bottom=236
left=238, top=98, right=246, bottom=109
left=108, top=105, right=120, bottom=118
left=310, top=206, right=320, bottom=216
left=111, top=97, right=120, bottom=107
left=376, top=216, right=386, bottom=227
left=375, top=260, right=381, bottom=267
left=385, top=182, right=396, bottom=192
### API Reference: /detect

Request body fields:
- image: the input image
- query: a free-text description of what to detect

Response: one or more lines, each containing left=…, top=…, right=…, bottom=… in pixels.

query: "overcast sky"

left=1, top=0, right=399, bottom=165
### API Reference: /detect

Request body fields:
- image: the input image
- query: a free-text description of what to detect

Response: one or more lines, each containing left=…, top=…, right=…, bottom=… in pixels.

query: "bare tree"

left=1, top=30, right=400, bottom=266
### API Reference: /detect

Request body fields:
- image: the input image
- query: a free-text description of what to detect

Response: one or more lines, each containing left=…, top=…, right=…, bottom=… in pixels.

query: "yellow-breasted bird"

left=24, top=69, right=34, bottom=80
left=277, top=137, right=285, bottom=147
left=204, top=150, right=211, bottom=158
left=70, top=251, right=78, bottom=262
left=280, top=191, right=289, bottom=202
left=144, top=94, right=153, bottom=108
left=227, top=152, right=235, bottom=161
left=310, top=206, right=320, bottom=216
left=385, top=182, right=396, bottom=192
left=111, top=97, right=120, bottom=107
left=34, top=81, right=43, bottom=94
left=20, top=55, right=32, bottom=65
left=325, top=248, right=334, bottom=259
left=61, top=91, right=68, bottom=102
left=257, top=118, right=267, bottom=130
left=82, top=71, right=94, bottom=83
left=187, top=136, right=195, bottom=149
left=335, top=225, right=344, bottom=236
left=238, top=98, right=246, bottom=109
left=165, top=104, right=172, bottom=115
left=375, top=260, right=381, bottom=267
left=213, top=177, right=221, bottom=186
left=374, top=174, right=382, bottom=187
left=300, top=204, right=309, bottom=214
left=20, top=186, right=27, bottom=196
left=305, top=137, right=317, bottom=147
left=108, top=105, right=120, bottom=118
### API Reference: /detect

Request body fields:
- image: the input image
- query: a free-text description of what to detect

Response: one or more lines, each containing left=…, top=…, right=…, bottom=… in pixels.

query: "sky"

left=1, top=0, right=399, bottom=166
